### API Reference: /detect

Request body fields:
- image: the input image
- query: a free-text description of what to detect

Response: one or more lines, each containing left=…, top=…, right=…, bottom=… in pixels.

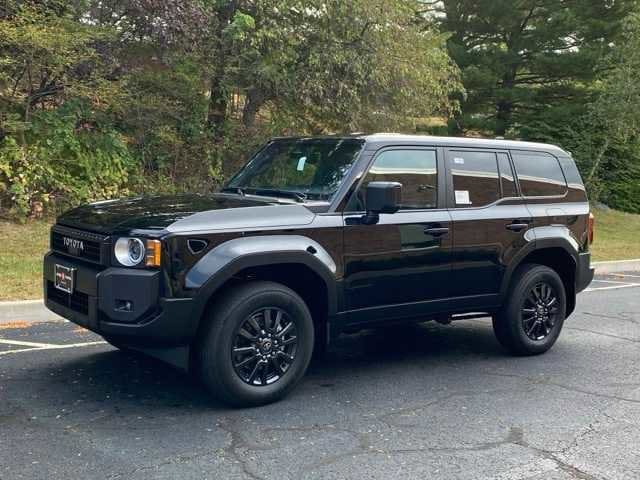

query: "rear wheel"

left=493, top=264, right=567, bottom=356
left=196, top=281, right=314, bottom=407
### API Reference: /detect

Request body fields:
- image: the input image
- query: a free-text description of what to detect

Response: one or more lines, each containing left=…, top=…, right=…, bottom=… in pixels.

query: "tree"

left=0, top=1, right=110, bottom=131
left=215, top=0, right=461, bottom=133
left=574, top=11, right=640, bottom=211
left=427, top=0, right=633, bottom=136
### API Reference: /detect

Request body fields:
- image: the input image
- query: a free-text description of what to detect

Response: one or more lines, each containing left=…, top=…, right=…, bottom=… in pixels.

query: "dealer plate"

left=54, top=264, right=75, bottom=294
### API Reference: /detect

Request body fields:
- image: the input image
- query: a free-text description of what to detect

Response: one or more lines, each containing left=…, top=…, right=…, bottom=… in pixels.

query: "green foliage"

left=432, top=0, right=633, bottom=136
left=0, top=0, right=462, bottom=218
left=0, top=102, right=135, bottom=217
left=429, top=0, right=640, bottom=212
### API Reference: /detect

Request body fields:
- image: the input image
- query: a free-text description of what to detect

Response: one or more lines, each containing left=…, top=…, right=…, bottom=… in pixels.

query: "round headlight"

left=114, top=237, right=146, bottom=267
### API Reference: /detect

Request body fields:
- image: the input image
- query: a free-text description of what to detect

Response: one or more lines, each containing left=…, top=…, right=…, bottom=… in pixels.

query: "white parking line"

left=0, top=339, right=57, bottom=348
left=584, top=284, right=640, bottom=292
left=0, top=341, right=107, bottom=356
left=612, top=273, right=640, bottom=279
left=590, top=279, right=636, bottom=285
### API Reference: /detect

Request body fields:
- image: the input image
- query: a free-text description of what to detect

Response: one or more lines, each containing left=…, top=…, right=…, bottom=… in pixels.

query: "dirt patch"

left=0, top=321, right=30, bottom=330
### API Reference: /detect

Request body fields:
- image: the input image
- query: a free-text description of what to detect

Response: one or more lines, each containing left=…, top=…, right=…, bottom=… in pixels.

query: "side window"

left=512, top=152, right=568, bottom=197
left=450, top=150, right=500, bottom=208
left=348, top=149, right=437, bottom=211
left=497, top=153, right=518, bottom=198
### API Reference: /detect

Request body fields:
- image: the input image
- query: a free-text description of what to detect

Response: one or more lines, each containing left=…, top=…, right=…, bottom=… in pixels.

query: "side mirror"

left=363, top=181, right=402, bottom=224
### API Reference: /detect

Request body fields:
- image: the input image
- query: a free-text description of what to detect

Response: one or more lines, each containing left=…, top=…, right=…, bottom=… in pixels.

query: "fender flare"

left=499, top=231, right=579, bottom=299
left=186, top=235, right=339, bottom=322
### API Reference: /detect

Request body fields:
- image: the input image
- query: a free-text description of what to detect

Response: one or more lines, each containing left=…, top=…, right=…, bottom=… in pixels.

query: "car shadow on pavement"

left=39, top=320, right=507, bottom=411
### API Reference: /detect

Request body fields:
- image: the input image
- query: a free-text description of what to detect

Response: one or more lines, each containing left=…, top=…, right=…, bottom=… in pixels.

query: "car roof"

left=270, top=133, right=570, bottom=157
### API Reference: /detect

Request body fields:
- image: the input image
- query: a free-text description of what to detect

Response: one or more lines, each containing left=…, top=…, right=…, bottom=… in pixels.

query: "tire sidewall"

left=207, top=285, right=314, bottom=406
left=508, top=266, right=566, bottom=354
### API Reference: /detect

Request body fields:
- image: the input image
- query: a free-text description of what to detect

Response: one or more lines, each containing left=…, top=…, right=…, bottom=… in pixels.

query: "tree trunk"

left=495, top=68, right=517, bottom=136
left=495, top=100, right=512, bottom=136
left=586, top=137, right=610, bottom=191
left=241, top=89, right=265, bottom=129
left=206, top=1, right=238, bottom=141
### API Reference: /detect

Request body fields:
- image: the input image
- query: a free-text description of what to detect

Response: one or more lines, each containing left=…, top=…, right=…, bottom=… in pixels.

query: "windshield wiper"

left=221, top=187, right=245, bottom=197
left=251, top=189, right=308, bottom=203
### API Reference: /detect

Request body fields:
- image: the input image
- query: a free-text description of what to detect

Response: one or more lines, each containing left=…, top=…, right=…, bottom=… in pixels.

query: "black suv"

left=44, top=134, right=595, bottom=406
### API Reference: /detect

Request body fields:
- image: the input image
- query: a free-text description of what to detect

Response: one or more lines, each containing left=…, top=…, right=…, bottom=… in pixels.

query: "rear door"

left=446, top=149, right=532, bottom=303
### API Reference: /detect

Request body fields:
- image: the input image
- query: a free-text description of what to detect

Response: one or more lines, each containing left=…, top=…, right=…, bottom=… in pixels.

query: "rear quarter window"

left=512, top=152, right=567, bottom=197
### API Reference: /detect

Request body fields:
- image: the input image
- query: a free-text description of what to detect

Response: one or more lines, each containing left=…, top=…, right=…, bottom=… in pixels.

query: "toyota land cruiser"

left=44, top=134, right=595, bottom=406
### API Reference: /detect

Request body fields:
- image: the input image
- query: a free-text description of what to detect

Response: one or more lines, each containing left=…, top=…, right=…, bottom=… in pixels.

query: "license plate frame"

left=54, top=264, right=75, bottom=294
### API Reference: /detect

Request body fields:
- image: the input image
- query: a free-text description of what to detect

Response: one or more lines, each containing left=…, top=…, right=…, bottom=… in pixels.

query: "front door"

left=342, top=147, right=453, bottom=324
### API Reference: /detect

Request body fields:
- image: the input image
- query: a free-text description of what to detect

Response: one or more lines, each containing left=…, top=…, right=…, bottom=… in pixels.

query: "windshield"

left=225, top=138, right=365, bottom=201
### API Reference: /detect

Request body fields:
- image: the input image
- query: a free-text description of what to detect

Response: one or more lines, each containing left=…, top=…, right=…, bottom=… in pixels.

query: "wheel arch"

left=502, top=239, right=578, bottom=316
left=187, top=236, right=338, bottom=343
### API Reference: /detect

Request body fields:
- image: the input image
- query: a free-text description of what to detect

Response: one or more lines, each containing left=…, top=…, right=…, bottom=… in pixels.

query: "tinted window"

left=450, top=151, right=500, bottom=208
left=497, top=153, right=518, bottom=197
left=512, top=153, right=567, bottom=197
left=558, top=157, right=585, bottom=190
left=348, top=149, right=437, bottom=211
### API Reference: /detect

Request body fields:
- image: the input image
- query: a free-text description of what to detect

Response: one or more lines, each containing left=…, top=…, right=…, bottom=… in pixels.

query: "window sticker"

left=455, top=190, right=472, bottom=205
left=454, top=157, right=465, bottom=164
left=296, top=156, right=307, bottom=171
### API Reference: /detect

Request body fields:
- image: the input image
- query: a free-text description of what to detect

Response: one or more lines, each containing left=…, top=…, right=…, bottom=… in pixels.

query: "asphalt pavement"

left=1, top=273, right=639, bottom=480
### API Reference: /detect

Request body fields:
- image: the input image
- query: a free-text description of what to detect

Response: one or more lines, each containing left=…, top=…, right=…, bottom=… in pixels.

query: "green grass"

left=590, top=208, right=640, bottom=261
left=0, top=208, right=638, bottom=301
left=0, top=221, right=51, bottom=301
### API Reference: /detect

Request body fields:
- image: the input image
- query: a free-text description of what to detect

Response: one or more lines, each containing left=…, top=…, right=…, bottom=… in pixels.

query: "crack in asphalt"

left=566, top=326, right=640, bottom=344
left=582, top=311, right=639, bottom=326
left=300, top=425, right=605, bottom=480
left=482, top=372, right=640, bottom=405
left=216, top=417, right=273, bottom=480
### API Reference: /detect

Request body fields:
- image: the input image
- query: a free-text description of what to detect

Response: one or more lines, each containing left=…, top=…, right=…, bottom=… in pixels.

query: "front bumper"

left=576, top=252, right=595, bottom=293
left=43, top=252, right=198, bottom=346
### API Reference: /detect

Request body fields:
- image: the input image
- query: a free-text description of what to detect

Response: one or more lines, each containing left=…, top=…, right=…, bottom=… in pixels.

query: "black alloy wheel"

left=232, top=307, right=298, bottom=386
left=196, top=281, right=314, bottom=407
left=493, top=264, right=567, bottom=356
left=521, top=282, right=560, bottom=341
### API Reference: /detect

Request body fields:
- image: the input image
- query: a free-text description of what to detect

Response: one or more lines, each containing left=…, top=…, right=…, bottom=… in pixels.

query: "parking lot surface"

left=1, top=273, right=639, bottom=480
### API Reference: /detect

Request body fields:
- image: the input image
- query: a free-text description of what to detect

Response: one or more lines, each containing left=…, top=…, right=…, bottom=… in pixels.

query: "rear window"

left=450, top=150, right=500, bottom=208
left=512, top=152, right=567, bottom=197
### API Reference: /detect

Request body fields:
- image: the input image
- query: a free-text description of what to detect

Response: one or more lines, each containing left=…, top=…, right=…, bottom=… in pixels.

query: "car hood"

left=56, top=194, right=316, bottom=235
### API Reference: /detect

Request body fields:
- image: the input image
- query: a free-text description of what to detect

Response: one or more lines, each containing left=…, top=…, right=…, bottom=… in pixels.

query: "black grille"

left=47, top=282, right=89, bottom=315
left=51, top=226, right=107, bottom=264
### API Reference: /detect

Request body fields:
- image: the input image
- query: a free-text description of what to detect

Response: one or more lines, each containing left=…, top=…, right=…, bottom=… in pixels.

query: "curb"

left=593, top=259, right=640, bottom=275
left=1, top=259, right=639, bottom=323
left=0, top=299, right=62, bottom=324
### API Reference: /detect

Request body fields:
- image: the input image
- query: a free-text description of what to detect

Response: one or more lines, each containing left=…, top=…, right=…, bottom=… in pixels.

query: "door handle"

left=506, top=222, right=530, bottom=232
left=424, top=227, right=449, bottom=236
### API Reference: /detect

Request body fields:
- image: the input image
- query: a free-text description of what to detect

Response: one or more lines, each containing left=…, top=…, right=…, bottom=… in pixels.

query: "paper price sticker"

left=455, top=190, right=472, bottom=205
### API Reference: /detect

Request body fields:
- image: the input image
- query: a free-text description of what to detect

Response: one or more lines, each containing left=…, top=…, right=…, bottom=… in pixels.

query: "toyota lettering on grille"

left=63, top=237, right=85, bottom=252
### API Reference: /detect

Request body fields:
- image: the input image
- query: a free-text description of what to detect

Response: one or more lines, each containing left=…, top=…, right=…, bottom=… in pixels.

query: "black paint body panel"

left=44, top=134, right=594, bottom=368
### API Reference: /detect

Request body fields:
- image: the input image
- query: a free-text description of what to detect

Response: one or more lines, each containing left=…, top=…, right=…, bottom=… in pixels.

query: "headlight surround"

left=114, top=237, right=146, bottom=267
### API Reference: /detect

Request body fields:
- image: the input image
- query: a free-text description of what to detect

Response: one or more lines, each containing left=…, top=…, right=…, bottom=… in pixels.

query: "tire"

left=493, top=264, right=567, bottom=356
left=196, top=281, right=314, bottom=407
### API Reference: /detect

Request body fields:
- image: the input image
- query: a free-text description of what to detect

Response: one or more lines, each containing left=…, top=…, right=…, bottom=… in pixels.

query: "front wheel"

left=196, top=281, right=314, bottom=407
left=493, top=264, right=567, bottom=356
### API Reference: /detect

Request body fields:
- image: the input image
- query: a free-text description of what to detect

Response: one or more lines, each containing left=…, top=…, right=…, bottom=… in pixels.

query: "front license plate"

left=54, top=264, right=75, bottom=294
